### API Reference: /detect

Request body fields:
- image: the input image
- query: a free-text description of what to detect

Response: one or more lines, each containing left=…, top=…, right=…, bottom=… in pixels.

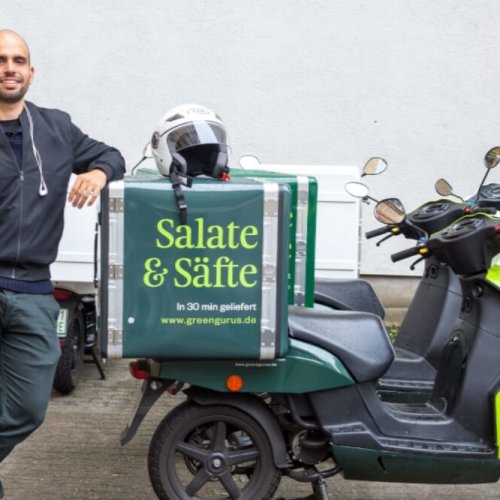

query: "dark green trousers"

left=0, top=290, right=61, bottom=462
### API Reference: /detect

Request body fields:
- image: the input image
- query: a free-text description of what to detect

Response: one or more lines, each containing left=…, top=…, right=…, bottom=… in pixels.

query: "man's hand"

left=68, top=169, right=107, bottom=209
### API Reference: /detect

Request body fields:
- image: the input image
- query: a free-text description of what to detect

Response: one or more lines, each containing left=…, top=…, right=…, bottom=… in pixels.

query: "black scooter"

left=315, top=147, right=500, bottom=401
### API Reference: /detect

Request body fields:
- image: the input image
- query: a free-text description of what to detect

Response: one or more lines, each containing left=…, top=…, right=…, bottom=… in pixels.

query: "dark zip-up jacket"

left=0, top=101, right=125, bottom=281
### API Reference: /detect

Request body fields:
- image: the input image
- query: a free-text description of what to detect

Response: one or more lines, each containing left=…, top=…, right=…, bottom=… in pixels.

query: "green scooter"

left=121, top=149, right=500, bottom=499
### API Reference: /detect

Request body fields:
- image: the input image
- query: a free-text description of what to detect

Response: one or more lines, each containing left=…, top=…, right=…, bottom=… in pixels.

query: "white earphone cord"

left=24, top=105, right=48, bottom=197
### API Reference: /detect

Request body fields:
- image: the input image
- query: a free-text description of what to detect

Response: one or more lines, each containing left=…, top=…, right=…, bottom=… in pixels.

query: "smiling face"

left=0, top=30, right=34, bottom=105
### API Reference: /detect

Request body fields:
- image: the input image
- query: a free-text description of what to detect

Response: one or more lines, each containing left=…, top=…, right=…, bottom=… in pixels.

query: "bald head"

left=0, top=30, right=30, bottom=63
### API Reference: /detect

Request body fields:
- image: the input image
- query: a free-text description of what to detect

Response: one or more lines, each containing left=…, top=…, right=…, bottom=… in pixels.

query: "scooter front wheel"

left=148, top=401, right=281, bottom=499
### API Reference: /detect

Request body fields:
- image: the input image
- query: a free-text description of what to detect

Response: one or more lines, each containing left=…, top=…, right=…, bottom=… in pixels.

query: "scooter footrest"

left=393, top=347, right=424, bottom=360
left=385, top=401, right=444, bottom=420
left=378, top=436, right=494, bottom=456
left=378, top=377, right=434, bottom=391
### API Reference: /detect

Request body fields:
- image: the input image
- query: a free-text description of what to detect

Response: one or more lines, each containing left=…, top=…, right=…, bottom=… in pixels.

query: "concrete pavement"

left=0, top=359, right=499, bottom=499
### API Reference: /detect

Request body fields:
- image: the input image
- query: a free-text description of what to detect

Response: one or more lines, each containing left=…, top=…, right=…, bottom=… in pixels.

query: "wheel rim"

left=169, top=415, right=263, bottom=499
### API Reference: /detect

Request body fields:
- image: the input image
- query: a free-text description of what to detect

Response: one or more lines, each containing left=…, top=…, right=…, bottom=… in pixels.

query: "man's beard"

left=0, top=82, right=30, bottom=104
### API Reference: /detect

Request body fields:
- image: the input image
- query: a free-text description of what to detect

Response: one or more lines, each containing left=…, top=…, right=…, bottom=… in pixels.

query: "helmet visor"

left=167, top=122, right=226, bottom=153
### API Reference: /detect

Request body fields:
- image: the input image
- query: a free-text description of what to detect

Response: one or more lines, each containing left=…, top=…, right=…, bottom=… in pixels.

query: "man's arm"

left=68, top=122, right=126, bottom=209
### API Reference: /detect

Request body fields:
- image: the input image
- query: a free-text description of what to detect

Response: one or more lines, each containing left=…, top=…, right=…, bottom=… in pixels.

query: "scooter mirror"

left=435, top=178, right=453, bottom=197
left=374, top=198, right=405, bottom=225
left=143, top=141, right=153, bottom=158
left=484, top=146, right=500, bottom=170
left=345, top=181, right=370, bottom=199
left=361, top=157, right=388, bottom=177
left=239, top=155, right=261, bottom=170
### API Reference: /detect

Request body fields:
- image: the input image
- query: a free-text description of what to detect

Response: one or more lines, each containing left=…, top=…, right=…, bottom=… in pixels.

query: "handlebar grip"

left=391, top=246, right=422, bottom=263
left=472, top=206, right=497, bottom=215
left=365, top=225, right=392, bottom=239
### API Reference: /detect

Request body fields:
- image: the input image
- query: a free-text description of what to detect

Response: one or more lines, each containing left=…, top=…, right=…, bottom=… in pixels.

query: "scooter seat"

left=315, top=278, right=385, bottom=318
left=288, top=306, right=394, bottom=383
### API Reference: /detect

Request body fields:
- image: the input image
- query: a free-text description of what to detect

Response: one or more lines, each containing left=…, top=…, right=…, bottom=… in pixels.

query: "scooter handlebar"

left=391, top=245, right=422, bottom=263
left=366, top=225, right=392, bottom=239
left=472, top=206, right=497, bottom=215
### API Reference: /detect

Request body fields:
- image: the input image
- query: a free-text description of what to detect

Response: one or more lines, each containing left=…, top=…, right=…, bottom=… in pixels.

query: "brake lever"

left=410, top=256, right=425, bottom=270
left=376, top=233, right=394, bottom=247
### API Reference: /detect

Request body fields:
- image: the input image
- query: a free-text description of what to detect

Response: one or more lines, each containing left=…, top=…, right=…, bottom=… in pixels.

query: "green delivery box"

left=101, top=174, right=291, bottom=360
left=231, top=168, right=317, bottom=307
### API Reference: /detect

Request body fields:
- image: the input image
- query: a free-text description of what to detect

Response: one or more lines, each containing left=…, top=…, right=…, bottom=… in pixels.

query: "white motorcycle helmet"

left=150, top=104, right=230, bottom=225
left=151, top=103, right=230, bottom=179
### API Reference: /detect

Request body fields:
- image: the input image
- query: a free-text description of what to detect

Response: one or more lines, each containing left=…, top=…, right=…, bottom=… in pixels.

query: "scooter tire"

left=52, top=309, right=85, bottom=395
left=148, top=400, right=282, bottom=500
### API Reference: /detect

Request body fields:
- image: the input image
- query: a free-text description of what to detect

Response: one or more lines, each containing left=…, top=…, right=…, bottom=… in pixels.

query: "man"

left=0, top=29, right=125, bottom=498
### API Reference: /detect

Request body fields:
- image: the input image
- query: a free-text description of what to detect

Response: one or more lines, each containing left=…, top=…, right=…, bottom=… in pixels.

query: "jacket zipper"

left=12, top=169, right=24, bottom=279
